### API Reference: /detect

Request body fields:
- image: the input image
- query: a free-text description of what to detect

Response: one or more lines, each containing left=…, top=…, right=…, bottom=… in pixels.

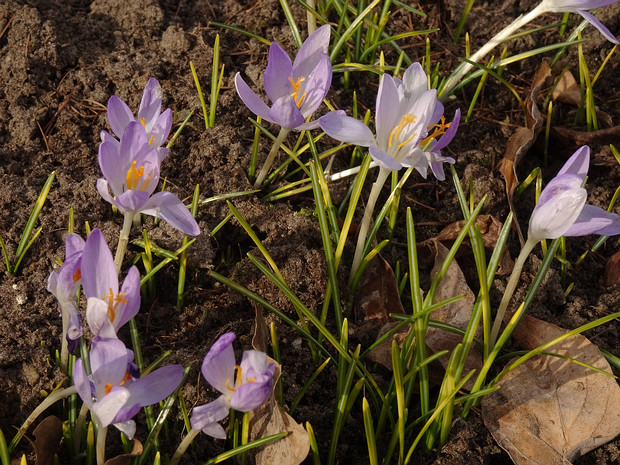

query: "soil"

left=1, top=0, right=620, bottom=464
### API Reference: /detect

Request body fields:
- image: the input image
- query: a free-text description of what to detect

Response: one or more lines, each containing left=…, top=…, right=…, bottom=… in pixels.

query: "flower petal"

left=92, top=385, right=131, bottom=427
left=98, top=140, right=125, bottom=196
left=432, top=109, right=461, bottom=152
left=96, top=179, right=119, bottom=209
left=268, top=95, right=306, bottom=129
left=111, top=420, right=136, bottom=440
left=578, top=10, right=620, bottom=44
left=375, top=74, right=402, bottom=151
left=89, top=337, right=130, bottom=392
left=149, top=108, right=173, bottom=149
left=81, top=229, right=118, bottom=301
left=401, top=63, right=428, bottom=101
left=140, top=191, right=200, bottom=236
left=319, top=111, right=377, bottom=147
left=564, top=204, right=620, bottom=236
left=107, top=96, right=134, bottom=139
left=235, top=73, right=275, bottom=123
left=86, top=297, right=118, bottom=339
left=264, top=42, right=293, bottom=102
left=557, top=145, right=589, bottom=180
left=369, top=146, right=403, bottom=171
left=73, top=358, right=94, bottom=410
left=292, top=24, right=331, bottom=79
left=115, top=190, right=151, bottom=212
left=125, top=364, right=183, bottom=407
left=138, top=78, right=163, bottom=132
left=299, top=54, right=332, bottom=118
left=190, top=395, right=230, bottom=438
left=231, top=379, right=273, bottom=412
left=65, top=233, right=85, bottom=258
left=116, top=266, right=141, bottom=329
left=201, top=332, right=236, bottom=394
left=528, top=187, right=587, bottom=241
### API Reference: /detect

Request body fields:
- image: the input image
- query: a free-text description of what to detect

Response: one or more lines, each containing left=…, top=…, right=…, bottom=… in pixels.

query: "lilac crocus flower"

left=80, top=229, right=141, bottom=338
left=528, top=146, right=620, bottom=242
left=73, top=336, right=183, bottom=438
left=102, top=78, right=173, bottom=161
left=190, top=332, right=275, bottom=439
left=235, top=24, right=332, bottom=130
left=539, top=0, right=620, bottom=44
left=319, top=63, right=460, bottom=180
left=97, top=121, right=200, bottom=236
left=47, top=233, right=86, bottom=355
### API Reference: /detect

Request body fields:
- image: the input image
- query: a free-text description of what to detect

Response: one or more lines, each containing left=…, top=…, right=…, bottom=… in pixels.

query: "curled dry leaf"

left=33, top=416, right=62, bottom=465
left=482, top=315, right=620, bottom=465
left=498, top=61, right=551, bottom=245
left=604, top=250, right=620, bottom=287
left=103, top=439, right=142, bottom=465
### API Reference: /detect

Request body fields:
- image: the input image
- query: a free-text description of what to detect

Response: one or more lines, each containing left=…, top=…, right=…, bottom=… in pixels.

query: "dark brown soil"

left=1, top=0, right=620, bottom=464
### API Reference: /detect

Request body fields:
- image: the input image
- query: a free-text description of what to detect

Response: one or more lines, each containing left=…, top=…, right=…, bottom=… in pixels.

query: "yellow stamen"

left=388, top=114, right=417, bottom=148
left=125, top=160, right=151, bottom=191
left=288, top=76, right=306, bottom=105
left=104, top=383, right=113, bottom=395
left=148, top=135, right=155, bottom=145
left=225, top=365, right=257, bottom=392
left=420, top=116, right=451, bottom=147
left=101, top=288, right=128, bottom=323
left=140, top=117, right=146, bottom=128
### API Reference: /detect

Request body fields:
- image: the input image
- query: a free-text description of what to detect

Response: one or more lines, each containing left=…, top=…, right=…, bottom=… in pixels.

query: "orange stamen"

left=125, top=160, right=151, bottom=191
left=388, top=114, right=417, bottom=148
left=288, top=76, right=306, bottom=106
left=72, top=268, right=81, bottom=283
left=140, top=117, right=146, bottom=128
left=101, top=288, right=128, bottom=323
left=420, top=116, right=451, bottom=147
left=104, top=383, right=113, bottom=395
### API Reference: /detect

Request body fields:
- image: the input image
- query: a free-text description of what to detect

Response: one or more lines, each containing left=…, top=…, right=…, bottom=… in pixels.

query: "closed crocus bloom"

left=80, top=229, right=141, bottom=338
left=102, top=78, right=173, bottom=161
left=73, top=336, right=183, bottom=439
left=528, top=146, right=620, bottom=242
left=190, top=332, right=275, bottom=439
left=539, top=0, right=620, bottom=44
left=235, top=24, right=332, bottom=130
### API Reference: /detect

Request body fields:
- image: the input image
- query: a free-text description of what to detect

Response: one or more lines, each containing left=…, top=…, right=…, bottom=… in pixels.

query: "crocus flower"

left=97, top=121, right=200, bottom=236
left=102, top=78, right=173, bottom=161
left=539, top=0, right=620, bottom=44
left=190, top=332, right=275, bottom=439
left=73, top=336, right=183, bottom=438
left=235, top=24, right=332, bottom=130
left=47, top=233, right=86, bottom=355
left=80, top=229, right=141, bottom=338
left=319, top=63, right=460, bottom=180
left=528, top=145, right=620, bottom=242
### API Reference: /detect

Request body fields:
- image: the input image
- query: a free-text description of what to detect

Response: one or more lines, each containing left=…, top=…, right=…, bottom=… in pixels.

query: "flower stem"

left=254, top=128, right=290, bottom=188
left=489, top=237, right=537, bottom=348
left=95, top=421, right=108, bottom=465
left=440, top=3, right=545, bottom=99
left=349, top=166, right=391, bottom=283
left=60, top=306, right=70, bottom=372
left=307, top=0, right=317, bottom=35
left=170, top=429, right=200, bottom=465
left=114, top=211, right=134, bottom=274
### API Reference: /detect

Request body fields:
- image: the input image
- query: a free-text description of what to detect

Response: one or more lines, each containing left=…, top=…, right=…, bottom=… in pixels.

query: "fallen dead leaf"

left=103, top=439, right=142, bottom=465
left=604, top=250, right=620, bottom=287
left=33, top=416, right=62, bottom=465
left=482, top=315, right=620, bottom=464
left=551, top=69, right=581, bottom=106
left=552, top=124, right=620, bottom=146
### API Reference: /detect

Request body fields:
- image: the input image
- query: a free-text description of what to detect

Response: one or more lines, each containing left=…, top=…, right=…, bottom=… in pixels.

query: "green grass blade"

left=280, top=0, right=303, bottom=48
left=329, top=0, right=382, bottom=62
left=208, top=22, right=270, bottom=45
left=203, top=433, right=288, bottom=465
left=190, top=62, right=209, bottom=131
left=209, top=34, right=222, bottom=128
left=166, top=110, right=194, bottom=149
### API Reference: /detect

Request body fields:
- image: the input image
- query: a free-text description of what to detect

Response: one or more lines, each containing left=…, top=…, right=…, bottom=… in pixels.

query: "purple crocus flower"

left=528, top=146, right=620, bottom=242
left=73, top=336, right=183, bottom=438
left=235, top=24, right=332, bottom=130
left=102, top=78, right=173, bottom=161
left=539, top=0, right=620, bottom=44
left=80, top=229, right=141, bottom=338
left=190, top=332, right=275, bottom=439
left=47, top=233, right=86, bottom=355
left=319, top=63, right=460, bottom=180
left=97, top=121, right=200, bottom=236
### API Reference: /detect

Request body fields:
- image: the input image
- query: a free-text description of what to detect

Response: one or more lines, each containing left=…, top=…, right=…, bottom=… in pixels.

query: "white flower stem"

left=95, top=420, right=108, bottom=465
left=60, top=307, right=70, bottom=372
left=325, top=161, right=379, bottom=182
left=114, top=211, right=134, bottom=274
left=440, top=3, right=546, bottom=99
left=12, top=385, right=78, bottom=451
left=254, top=128, right=290, bottom=188
left=489, top=237, right=537, bottom=348
left=170, top=429, right=201, bottom=465
left=349, top=166, right=391, bottom=283
left=307, top=0, right=317, bottom=35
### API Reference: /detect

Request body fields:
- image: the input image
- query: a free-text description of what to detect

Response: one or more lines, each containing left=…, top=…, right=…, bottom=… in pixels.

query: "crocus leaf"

left=482, top=315, right=620, bottom=464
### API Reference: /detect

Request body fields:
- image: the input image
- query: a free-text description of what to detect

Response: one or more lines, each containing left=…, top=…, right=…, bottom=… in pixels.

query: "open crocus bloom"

left=80, top=229, right=141, bottom=338
left=97, top=122, right=200, bottom=236
left=319, top=63, right=460, bottom=180
left=102, top=78, right=173, bottom=161
left=235, top=24, right=332, bottom=130
left=73, top=336, right=183, bottom=438
left=190, top=332, right=275, bottom=439
left=539, top=0, right=620, bottom=44
left=528, top=146, right=620, bottom=242
left=47, top=233, right=86, bottom=353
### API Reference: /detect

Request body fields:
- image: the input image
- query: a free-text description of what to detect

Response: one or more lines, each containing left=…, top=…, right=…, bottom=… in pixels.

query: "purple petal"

left=98, top=141, right=125, bottom=196
left=65, top=233, right=85, bottom=258
left=115, top=190, right=152, bottom=212
left=111, top=420, right=136, bottom=440
left=96, top=179, right=119, bottom=209
left=65, top=302, right=83, bottom=343
left=231, top=379, right=273, bottom=412
left=578, top=10, right=620, bottom=44
left=537, top=173, right=584, bottom=207
left=138, top=78, right=163, bottom=131
left=107, top=96, right=134, bottom=139
left=125, top=364, right=183, bottom=407
left=369, top=146, right=402, bottom=171
left=140, top=191, right=200, bottom=236
left=201, top=332, right=236, bottom=394
left=298, top=54, right=332, bottom=118
left=375, top=74, right=402, bottom=150
left=401, top=63, right=428, bottom=101
left=89, top=337, right=130, bottom=396
left=119, top=122, right=151, bottom=166
left=86, top=297, right=118, bottom=339
left=528, top=187, right=587, bottom=241
left=81, top=229, right=118, bottom=301
left=148, top=108, right=173, bottom=149
left=319, top=111, right=377, bottom=147
left=92, top=386, right=131, bottom=427
left=190, top=395, right=229, bottom=438
left=292, top=24, right=331, bottom=79
left=268, top=95, right=306, bottom=129
left=264, top=42, right=293, bottom=102
left=432, top=109, right=461, bottom=151
left=73, top=358, right=94, bottom=410
left=235, top=73, right=275, bottom=123
left=239, top=351, right=274, bottom=380
left=564, top=204, right=620, bottom=236
left=116, top=266, right=141, bottom=329
left=557, top=145, right=590, bottom=180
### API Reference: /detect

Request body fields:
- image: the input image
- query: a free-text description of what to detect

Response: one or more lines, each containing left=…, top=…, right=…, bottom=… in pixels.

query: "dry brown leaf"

left=32, top=416, right=62, bottom=465
left=604, top=250, right=620, bottom=287
left=425, top=241, right=482, bottom=389
left=552, top=125, right=620, bottom=146
left=103, top=439, right=142, bottom=465
left=482, top=315, right=620, bottom=464
left=248, top=360, right=309, bottom=465
left=498, top=61, right=551, bottom=245
left=551, top=70, right=581, bottom=106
